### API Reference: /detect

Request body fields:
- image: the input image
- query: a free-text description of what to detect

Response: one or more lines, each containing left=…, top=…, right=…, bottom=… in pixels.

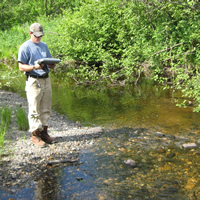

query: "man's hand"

left=18, top=62, right=44, bottom=72
left=35, top=60, right=44, bottom=69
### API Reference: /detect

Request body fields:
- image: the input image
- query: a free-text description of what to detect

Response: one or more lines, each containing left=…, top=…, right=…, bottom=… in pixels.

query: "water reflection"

left=51, top=79, right=200, bottom=135
left=33, top=164, right=101, bottom=200
left=34, top=167, right=57, bottom=200
left=2, top=74, right=199, bottom=135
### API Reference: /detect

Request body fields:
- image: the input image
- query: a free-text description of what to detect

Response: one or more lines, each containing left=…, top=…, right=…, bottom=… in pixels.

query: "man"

left=18, top=23, right=56, bottom=147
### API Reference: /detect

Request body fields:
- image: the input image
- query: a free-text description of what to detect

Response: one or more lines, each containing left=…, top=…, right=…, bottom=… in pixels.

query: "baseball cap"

left=30, top=23, right=44, bottom=37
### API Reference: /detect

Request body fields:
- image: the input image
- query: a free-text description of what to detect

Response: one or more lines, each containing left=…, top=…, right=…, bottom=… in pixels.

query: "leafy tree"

left=0, top=0, right=85, bottom=30
left=50, top=0, right=200, bottom=110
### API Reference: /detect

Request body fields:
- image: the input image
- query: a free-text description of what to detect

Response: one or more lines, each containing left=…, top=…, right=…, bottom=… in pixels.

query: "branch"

left=134, top=69, right=141, bottom=85
left=161, top=50, right=195, bottom=63
left=153, top=43, right=184, bottom=55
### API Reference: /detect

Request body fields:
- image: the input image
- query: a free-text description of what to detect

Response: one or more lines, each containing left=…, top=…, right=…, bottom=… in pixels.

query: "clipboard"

left=38, top=58, right=61, bottom=64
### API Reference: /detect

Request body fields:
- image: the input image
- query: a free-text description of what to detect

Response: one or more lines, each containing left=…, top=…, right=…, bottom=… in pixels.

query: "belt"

left=26, top=74, right=49, bottom=79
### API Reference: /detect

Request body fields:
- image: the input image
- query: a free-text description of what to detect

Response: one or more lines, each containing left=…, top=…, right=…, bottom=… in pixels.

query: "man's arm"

left=18, top=62, right=44, bottom=72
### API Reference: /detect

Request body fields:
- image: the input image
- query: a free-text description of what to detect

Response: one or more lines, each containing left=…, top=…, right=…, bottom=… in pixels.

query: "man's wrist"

left=32, top=65, right=36, bottom=70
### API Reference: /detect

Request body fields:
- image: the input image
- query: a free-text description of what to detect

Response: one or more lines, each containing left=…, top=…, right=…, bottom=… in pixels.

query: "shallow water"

left=1, top=75, right=200, bottom=199
left=51, top=78, right=200, bottom=135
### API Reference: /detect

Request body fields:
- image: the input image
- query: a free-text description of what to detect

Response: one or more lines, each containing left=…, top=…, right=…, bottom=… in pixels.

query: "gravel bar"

left=0, top=90, right=104, bottom=190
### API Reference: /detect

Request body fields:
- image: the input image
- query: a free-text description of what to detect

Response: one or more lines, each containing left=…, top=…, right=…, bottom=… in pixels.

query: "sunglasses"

left=34, top=34, right=43, bottom=38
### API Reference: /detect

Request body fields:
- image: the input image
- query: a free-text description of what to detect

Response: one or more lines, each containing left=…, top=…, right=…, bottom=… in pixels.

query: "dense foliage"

left=54, top=1, right=200, bottom=81
left=0, top=0, right=200, bottom=110
left=0, top=0, right=85, bottom=30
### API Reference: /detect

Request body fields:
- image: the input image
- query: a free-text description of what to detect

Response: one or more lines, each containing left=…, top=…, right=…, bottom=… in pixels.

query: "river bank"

left=0, top=90, right=103, bottom=194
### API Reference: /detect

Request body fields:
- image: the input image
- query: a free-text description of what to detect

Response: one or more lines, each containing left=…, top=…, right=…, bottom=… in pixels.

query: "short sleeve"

left=18, top=42, right=31, bottom=64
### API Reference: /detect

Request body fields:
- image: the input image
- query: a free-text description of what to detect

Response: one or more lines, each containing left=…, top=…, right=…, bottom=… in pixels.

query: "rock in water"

left=182, top=143, right=197, bottom=149
left=124, top=159, right=137, bottom=168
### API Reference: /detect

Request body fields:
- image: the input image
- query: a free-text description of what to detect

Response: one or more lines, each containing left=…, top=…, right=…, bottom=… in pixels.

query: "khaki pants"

left=25, top=76, right=52, bottom=132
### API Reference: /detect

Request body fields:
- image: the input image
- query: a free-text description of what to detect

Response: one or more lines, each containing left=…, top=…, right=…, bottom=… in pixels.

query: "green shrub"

left=53, top=0, right=140, bottom=83
left=0, top=0, right=85, bottom=31
left=0, top=23, right=30, bottom=60
left=54, top=0, right=200, bottom=84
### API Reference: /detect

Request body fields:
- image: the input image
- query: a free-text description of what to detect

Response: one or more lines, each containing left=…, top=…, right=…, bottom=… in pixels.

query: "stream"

left=1, top=73, right=200, bottom=199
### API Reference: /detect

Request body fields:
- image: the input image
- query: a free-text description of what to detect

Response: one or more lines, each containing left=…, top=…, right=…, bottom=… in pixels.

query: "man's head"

left=29, top=23, right=44, bottom=43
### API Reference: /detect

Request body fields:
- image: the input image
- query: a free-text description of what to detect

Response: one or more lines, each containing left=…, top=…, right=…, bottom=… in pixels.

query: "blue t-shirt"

left=18, top=39, right=52, bottom=76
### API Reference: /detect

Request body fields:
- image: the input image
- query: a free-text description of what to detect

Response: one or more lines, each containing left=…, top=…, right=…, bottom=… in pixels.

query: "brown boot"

left=32, top=129, right=46, bottom=147
left=41, top=126, right=56, bottom=144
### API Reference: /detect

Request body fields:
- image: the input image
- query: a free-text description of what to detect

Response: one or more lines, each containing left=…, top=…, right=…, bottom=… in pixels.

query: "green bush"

left=0, top=0, right=85, bottom=31
left=0, top=24, right=30, bottom=60
left=53, top=0, right=142, bottom=83
left=0, top=17, right=60, bottom=60
left=53, top=0, right=200, bottom=83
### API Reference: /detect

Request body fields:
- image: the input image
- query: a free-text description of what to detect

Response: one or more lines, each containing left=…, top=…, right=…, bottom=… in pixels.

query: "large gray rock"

left=182, top=143, right=198, bottom=149
left=124, top=159, right=137, bottom=168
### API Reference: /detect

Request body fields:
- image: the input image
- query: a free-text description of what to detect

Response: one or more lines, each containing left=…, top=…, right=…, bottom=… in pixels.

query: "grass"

left=0, top=105, right=29, bottom=147
left=0, top=126, right=7, bottom=147
left=0, top=105, right=12, bottom=147
left=15, top=107, right=29, bottom=131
